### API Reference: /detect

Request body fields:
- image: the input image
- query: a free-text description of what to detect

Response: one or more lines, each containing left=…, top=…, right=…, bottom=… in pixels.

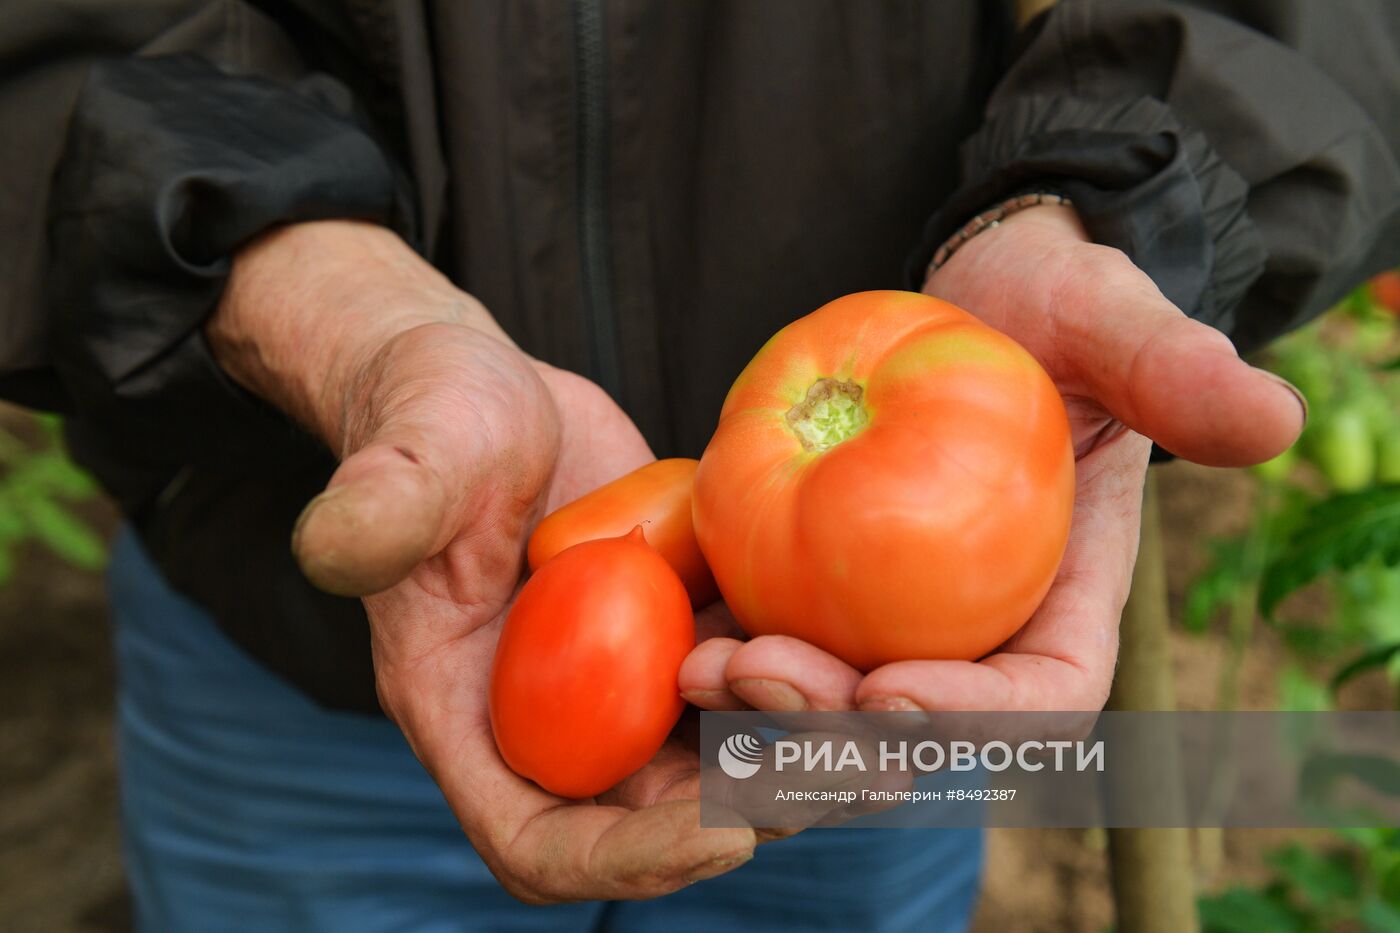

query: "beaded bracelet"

left=925, top=192, right=1074, bottom=279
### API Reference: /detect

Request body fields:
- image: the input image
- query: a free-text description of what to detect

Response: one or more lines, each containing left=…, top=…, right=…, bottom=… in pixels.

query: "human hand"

left=679, top=204, right=1305, bottom=714
left=209, top=221, right=758, bottom=901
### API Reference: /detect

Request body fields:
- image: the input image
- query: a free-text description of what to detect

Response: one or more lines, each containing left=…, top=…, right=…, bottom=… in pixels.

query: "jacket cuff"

left=907, top=94, right=1266, bottom=331
left=47, top=54, right=415, bottom=469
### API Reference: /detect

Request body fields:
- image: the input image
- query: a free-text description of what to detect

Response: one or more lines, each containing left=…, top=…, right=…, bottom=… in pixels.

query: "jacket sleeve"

left=1, top=0, right=413, bottom=466
left=911, top=0, right=1400, bottom=353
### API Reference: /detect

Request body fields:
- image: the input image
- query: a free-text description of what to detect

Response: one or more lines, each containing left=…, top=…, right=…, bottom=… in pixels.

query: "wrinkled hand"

left=210, top=221, right=757, bottom=902
left=680, top=204, right=1305, bottom=714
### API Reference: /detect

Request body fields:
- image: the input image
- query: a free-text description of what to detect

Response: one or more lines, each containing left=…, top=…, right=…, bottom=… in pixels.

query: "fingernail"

left=686, top=851, right=753, bottom=884
left=1263, top=372, right=1309, bottom=427
left=680, top=689, right=732, bottom=707
left=859, top=696, right=930, bottom=726
left=291, top=486, right=346, bottom=553
left=731, top=679, right=808, bottom=712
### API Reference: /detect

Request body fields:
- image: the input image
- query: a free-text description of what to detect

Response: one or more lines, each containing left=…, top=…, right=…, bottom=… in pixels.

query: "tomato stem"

left=785, top=377, right=868, bottom=452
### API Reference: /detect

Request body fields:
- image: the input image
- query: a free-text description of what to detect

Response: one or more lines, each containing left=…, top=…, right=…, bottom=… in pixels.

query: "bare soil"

left=0, top=510, right=127, bottom=932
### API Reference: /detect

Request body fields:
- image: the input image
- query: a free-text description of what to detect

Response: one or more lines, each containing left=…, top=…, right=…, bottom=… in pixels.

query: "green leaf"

left=1350, top=285, right=1375, bottom=318
left=0, top=492, right=24, bottom=541
left=1336, top=563, right=1400, bottom=643
left=1332, top=643, right=1400, bottom=695
left=32, top=412, right=64, bottom=441
left=1334, top=826, right=1391, bottom=850
left=1260, top=485, right=1400, bottom=618
left=1267, top=843, right=1360, bottom=909
left=1380, top=855, right=1400, bottom=906
left=1185, top=537, right=1251, bottom=633
left=1198, top=887, right=1304, bottom=933
left=1275, top=621, right=1353, bottom=659
left=1362, top=897, right=1400, bottom=933
left=1279, top=666, right=1333, bottom=712
left=16, top=451, right=98, bottom=499
left=17, top=496, right=105, bottom=570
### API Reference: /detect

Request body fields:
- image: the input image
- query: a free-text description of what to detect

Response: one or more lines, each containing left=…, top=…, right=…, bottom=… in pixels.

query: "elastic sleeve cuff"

left=907, top=94, right=1266, bottom=332
left=47, top=53, right=416, bottom=468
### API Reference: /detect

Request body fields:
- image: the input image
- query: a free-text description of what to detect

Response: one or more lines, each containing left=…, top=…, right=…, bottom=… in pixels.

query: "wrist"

left=208, top=221, right=507, bottom=449
left=923, top=202, right=1090, bottom=292
left=995, top=202, right=1089, bottom=240
left=926, top=195, right=1085, bottom=283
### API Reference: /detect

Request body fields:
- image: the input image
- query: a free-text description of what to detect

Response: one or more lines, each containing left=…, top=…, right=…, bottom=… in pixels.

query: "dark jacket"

left=4, top=0, right=1400, bottom=711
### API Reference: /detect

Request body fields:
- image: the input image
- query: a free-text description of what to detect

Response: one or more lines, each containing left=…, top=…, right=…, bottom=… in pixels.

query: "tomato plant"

left=528, top=458, right=718, bottom=607
left=490, top=526, right=693, bottom=799
left=693, top=290, right=1074, bottom=670
left=1188, top=289, right=1400, bottom=711
left=1200, top=831, right=1400, bottom=932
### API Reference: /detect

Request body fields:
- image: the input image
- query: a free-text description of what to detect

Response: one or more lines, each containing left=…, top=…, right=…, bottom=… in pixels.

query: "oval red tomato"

left=490, top=526, right=693, bottom=799
left=528, top=459, right=719, bottom=607
left=693, top=291, right=1074, bottom=670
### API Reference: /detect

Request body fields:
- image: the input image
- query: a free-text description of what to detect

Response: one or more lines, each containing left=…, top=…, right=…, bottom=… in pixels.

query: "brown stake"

left=1104, top=472, right=1199, bottom=933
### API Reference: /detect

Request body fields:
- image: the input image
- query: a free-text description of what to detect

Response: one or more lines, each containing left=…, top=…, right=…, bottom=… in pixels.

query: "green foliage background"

left=0, top=413, right=105, bottom=587
left=1190, top=277, right=1400, bottom=930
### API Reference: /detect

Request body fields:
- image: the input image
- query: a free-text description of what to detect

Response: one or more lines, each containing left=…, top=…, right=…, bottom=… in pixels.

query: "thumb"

left=288, top=326, right=563, bottom=598
left=1076, top=286, right=1307, bottom=467
left=292, top=430, right=452, bottom=596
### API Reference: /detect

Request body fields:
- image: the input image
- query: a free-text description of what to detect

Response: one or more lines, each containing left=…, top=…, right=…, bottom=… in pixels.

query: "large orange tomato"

left=693, top=291, right=1074, bottom=670
left=490, top=526, right=693, bottom=799
left=528, top=459, right=719, bottom=607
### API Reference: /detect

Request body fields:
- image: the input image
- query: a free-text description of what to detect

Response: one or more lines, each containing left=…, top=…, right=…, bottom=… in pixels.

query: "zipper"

left=573, top=0, right=623, bottom=400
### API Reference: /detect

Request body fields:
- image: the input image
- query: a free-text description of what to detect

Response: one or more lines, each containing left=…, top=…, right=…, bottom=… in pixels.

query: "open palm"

left=293, top=321, right=756, bottom=903
left=679, top=205, right=1304, bottom=715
